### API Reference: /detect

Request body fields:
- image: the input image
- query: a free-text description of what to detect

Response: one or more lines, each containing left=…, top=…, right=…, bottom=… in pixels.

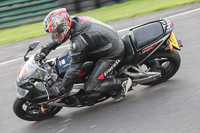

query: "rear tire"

left=142, top=50, right=181, bottom=85
left=13, top=97, right=62, bottom=121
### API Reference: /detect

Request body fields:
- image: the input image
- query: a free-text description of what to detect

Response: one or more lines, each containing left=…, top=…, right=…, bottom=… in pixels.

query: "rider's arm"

left=41, top=41, right=62, bottom=56
left=62, top=37, right=88, bottom=89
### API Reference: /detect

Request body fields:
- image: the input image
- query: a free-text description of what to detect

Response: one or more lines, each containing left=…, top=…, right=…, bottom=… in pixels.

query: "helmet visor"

left=48, top=24, right=64, bottom=42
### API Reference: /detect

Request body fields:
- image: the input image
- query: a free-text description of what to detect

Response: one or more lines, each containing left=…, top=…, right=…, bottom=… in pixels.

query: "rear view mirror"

left=24, top=41, right=40, bottom=61
left=29, top=41, right=40, bottom=51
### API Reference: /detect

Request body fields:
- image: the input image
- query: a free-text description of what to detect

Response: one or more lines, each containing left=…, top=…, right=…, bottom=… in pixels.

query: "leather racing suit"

left=41, top=16, right=125, bottom=97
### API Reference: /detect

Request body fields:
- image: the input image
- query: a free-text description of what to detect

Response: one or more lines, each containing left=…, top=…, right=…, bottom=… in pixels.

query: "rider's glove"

left=34, top=52, right=46, bottom=62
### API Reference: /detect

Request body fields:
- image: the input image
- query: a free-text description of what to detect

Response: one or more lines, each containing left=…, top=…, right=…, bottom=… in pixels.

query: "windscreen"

left=18, top=54, right=46, bottom=81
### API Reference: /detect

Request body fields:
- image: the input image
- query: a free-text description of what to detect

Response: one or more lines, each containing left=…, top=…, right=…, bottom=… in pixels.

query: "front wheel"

left=13, top=97, right=62, bottom=121
left=142, top=50, right=181, bottom=85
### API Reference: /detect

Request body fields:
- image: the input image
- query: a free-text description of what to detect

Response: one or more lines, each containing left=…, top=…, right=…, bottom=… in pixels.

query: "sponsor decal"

left=142, top=43, right=159, bottom=54
left=59, top=59, right=65, bottom=66
left=98, top=59, right=121, bottom=80
left=104, top=59, right=120, bottom=77
left=59, top=61, right=62, bottom=66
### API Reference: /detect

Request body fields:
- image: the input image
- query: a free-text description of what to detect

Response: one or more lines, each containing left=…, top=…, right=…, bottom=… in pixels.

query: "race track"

left=0, top=3, right=200, bottom=133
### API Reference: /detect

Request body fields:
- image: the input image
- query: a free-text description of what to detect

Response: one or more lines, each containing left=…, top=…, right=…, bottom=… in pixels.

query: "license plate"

left=168, top=32, right=180, bottom=50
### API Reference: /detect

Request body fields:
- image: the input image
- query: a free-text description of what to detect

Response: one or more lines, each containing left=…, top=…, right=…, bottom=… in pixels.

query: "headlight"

left=16, top=86, right=29, bottom=98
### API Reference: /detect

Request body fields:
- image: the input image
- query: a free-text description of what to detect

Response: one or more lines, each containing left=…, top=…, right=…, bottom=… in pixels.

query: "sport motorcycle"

left=13, top=19, right=183, bottom=121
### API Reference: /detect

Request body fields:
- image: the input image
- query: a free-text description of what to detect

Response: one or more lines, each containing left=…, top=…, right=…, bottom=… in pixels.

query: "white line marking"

left=0, top=57, right=23, bottom=66
left=47, top=125, right=53, bottom=129
left=0, top=45, right=69, bottom=66
left=117, top=7, right=200, bottom=33
left=63, top=118, right=71, bottom=123
left=0, top=7, right=199, bottom=66
left=165, top=7, right=200, bottom=19
left=57, top=128, right=65, bottom=133
left=90, top=125, right=97, bottom=128
left=58, top=44, right=69, bottom=50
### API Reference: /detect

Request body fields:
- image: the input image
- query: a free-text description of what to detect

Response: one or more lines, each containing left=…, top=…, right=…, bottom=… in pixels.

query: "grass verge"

left=0, top=0, right=199, bottom=45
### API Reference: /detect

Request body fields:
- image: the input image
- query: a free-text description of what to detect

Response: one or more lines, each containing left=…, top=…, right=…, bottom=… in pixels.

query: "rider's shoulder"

left=72, top=16, right=90, bottom=35
left=70, top=36, right=87, bottom=52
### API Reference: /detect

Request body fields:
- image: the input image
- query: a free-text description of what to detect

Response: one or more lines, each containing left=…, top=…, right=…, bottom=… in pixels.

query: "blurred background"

left=0, top=0, right=199, bottom=45
left=0, top=0, right=128, bottom=29
left=0, top=1, right=200, bottom=133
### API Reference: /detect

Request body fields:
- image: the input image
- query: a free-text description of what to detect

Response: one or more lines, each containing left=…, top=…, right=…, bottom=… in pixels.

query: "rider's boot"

left=113, top=77, right=132, bottom=102
left=50, top=82, right=70, bottom=97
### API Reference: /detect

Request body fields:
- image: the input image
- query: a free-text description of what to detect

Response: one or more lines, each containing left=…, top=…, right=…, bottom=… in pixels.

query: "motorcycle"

left=13, top=19, right=183, bottom=121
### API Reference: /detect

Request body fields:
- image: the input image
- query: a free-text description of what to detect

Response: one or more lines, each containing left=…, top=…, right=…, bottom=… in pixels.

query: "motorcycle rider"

left=37, top=8, right=132, bottom=101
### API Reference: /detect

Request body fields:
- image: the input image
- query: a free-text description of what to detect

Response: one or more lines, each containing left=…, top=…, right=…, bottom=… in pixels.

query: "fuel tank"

left=55, top=51, right=94, bottom=79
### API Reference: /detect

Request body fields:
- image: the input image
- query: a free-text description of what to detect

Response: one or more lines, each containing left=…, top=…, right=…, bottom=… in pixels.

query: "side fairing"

left=56, top=51, right=71, bottom=78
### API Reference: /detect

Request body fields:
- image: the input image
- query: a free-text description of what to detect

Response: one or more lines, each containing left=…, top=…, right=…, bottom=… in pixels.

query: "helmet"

left=43, top=8, right=71, bottom=43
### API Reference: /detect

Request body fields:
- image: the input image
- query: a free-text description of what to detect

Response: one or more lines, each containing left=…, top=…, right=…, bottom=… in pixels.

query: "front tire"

left=13, top=97, right=62, bottom=121
left=142, top=50, right=181, bottom=85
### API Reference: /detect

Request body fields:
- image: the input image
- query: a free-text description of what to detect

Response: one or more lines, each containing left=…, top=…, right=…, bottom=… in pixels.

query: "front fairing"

left=16, top=53, right=48, bottom=98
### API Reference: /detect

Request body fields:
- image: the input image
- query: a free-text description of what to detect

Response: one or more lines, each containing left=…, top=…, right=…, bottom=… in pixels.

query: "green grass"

left=0, top=0, right=199, bottom=45
left=75, top=0, right=200, bottom=22
left=0, top=22, right=45, bottom=45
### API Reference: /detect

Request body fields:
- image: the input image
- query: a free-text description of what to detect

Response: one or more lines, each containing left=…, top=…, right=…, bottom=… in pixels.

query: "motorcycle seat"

left=129, top=22, right=164, bottom=49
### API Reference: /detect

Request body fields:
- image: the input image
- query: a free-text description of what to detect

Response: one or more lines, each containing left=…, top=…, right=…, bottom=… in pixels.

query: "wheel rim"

left=21, top=101, right=57, bottom=119
left=148, top=57, right=175, bottom=79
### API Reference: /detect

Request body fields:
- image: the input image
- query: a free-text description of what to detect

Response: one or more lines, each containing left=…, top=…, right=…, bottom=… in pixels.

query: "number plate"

left=168, top=32, right=180, bottom=50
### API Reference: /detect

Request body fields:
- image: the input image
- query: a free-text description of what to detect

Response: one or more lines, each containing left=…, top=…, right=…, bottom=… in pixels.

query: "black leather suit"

left=41, top=16, right=125, bottom=96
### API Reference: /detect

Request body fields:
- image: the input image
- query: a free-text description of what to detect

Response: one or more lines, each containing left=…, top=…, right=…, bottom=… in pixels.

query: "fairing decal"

left=138, top=33, right=170, bottom=64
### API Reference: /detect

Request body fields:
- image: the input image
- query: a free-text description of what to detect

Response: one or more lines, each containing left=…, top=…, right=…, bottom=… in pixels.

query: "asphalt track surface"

left=0, top=3, right=200, bottom=133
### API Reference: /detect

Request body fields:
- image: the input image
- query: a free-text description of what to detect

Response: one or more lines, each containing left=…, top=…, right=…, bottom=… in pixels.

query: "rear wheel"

left=142, top=50, right=181, bottom=85
left=13, top=97, right=62, bottom=121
